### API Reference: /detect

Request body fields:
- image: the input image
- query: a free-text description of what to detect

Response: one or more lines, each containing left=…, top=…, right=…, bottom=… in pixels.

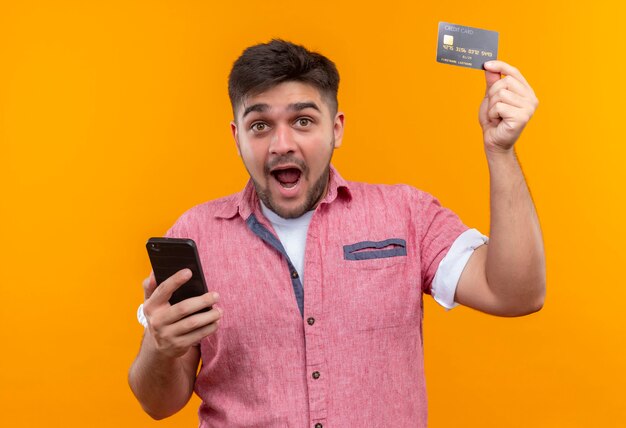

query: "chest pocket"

left=336, top=238, right=419, bottom=331
left=343, top=238, right=407, bottom=269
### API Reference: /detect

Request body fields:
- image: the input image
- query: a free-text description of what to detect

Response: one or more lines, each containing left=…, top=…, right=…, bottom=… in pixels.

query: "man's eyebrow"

left=288, top=102, right=320, bottom=112
left=241, top=101, right=320, bottom=119
left=242, top=103, right=269, bottom=119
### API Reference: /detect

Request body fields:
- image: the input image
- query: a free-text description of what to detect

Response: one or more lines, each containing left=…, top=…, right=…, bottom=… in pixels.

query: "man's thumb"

left=484, top=61, right=501, bottom=92
left=143, top=271, right=157, bottom=300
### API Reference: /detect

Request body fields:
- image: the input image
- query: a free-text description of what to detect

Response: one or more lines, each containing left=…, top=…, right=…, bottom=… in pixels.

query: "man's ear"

left=333, top=112, right=345, bottom=149
left=230, top=120, right=241, bottom=156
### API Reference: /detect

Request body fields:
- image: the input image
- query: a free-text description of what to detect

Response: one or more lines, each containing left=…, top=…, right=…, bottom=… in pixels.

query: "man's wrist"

left=484, top=146, right=518, bottom=167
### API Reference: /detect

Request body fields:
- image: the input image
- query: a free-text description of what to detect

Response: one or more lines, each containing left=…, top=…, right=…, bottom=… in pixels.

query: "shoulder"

left=181, top=193, right=239, bottom=219
left=345, top=180, right=440, bottom=208
left=167, top=192, right=241, bottom=236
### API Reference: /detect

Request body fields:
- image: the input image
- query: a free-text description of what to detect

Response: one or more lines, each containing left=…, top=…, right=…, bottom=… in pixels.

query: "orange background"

left=1, top=1, right=625, bottom=427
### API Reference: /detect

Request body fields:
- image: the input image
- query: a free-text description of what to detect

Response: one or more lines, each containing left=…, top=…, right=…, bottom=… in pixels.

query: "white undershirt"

left=260, top=201, right=313, bottom=283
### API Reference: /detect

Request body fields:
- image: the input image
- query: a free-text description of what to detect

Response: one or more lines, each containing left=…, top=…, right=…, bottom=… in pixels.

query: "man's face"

left=231, top=81, right=344, bottom=218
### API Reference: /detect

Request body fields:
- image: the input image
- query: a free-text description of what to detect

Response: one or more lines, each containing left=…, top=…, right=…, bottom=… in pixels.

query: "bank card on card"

left=436, top=22, right=498, bottom=70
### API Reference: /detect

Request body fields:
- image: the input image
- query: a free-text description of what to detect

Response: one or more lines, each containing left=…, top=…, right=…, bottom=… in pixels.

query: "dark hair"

left=228, top=39, right=340, bottom=117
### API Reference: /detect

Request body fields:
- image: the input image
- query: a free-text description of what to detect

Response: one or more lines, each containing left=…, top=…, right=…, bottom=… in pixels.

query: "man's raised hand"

left=479, top=60, right=538, bottom=153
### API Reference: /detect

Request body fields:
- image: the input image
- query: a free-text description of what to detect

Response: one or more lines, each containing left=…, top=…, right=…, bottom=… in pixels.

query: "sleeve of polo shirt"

left=418, top=191, right=473, bottom=296
left=164, top=211, right=193, bottom=239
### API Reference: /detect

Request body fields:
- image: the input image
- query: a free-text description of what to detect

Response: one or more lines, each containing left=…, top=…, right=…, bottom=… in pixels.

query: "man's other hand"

left=141, top=269, right=222, bottom=359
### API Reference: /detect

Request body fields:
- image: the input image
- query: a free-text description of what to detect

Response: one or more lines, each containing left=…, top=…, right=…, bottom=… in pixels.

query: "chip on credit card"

left=436, top=22, right=498, bottom=70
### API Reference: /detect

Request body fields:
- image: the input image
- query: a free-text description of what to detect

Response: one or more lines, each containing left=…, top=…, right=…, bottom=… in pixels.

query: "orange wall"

left=1, top=1, right=625, bottom=426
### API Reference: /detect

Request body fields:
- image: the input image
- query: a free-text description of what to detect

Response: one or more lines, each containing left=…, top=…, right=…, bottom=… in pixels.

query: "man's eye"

left=251, top=122, right=267, bottom=132
left=296, top=118, right=311, bottom=127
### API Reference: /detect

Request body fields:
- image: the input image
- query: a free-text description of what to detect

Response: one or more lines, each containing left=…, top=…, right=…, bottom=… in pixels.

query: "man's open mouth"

left=271, top=167, right=302, bottom=189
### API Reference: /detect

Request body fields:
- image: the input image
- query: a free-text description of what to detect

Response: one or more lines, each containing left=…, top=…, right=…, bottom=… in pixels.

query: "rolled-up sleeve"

left=431, top=228, right=489, bottom=310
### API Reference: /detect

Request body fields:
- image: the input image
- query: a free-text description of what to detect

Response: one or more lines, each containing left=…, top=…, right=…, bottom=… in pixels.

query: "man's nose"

left=269, top=124, right=296, bottom=155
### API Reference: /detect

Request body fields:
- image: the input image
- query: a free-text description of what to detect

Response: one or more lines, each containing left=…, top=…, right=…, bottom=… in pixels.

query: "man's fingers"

left=187, top=319, right=221, bottom=344
left=148, top=268, right=193, bottom=305
left=487, top=102, right=528, bottom=125
left=167, top=305, right=223, bottom=337
left=484, top=60, right=529, bottom=87
left=488, top=88, right=528, bottom=110
left=149, top=308, right=222, bottom=357
left=487, top=75, right=530, bottom=100
left=166, top=317, right=222, bottom=353
left=147, top=300, right=223, bottom=357
left=157, top=291, right=220, bottom=326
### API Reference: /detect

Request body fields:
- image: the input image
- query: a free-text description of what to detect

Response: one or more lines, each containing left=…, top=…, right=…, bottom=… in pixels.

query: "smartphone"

left=146, top=237, right=210, bottom=312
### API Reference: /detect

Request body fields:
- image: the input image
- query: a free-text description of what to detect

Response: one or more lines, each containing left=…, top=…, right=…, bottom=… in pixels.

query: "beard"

left=250, top=137, right=335, bottom=219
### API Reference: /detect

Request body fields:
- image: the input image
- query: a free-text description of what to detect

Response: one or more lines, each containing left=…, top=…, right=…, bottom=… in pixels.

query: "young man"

left=129, top=39, right=545, bottom=427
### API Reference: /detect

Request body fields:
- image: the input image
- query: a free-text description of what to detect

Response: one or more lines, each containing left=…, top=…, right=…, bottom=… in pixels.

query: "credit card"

left=436, top=21, right=498, bottom=70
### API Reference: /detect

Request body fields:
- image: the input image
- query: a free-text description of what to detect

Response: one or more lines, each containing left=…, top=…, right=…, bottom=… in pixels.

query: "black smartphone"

left=146, top=237, right=210, bottom=312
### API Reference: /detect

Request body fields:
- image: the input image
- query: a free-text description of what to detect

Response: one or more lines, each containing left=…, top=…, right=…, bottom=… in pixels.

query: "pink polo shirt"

left=165, top=166, right=468, bottom=427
